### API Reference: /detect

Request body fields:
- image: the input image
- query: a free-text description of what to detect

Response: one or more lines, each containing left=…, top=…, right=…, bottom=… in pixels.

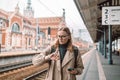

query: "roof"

left=74, top=0, right=120, bottom=42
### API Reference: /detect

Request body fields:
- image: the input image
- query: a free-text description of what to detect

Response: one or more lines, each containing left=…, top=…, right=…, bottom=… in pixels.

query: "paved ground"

left=77, top=48, right=120, bottom=80
left=99, top=51, right=120, bottom=80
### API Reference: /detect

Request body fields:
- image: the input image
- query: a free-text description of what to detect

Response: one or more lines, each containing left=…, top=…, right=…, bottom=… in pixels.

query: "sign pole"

left=104, top=27, right=107, bottom=58
left=108, top=25, right=113, bottom=64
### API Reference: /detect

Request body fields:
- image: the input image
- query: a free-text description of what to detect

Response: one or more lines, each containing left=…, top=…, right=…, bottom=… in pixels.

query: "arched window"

left=12, top=23, right=20, bottom=32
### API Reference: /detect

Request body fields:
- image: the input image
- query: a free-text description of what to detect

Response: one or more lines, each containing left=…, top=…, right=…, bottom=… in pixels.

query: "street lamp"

left=0, top=19, right=3, bottom=53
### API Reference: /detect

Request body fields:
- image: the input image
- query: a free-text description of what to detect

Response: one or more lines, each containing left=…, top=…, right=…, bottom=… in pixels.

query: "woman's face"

left=57, top=31, right=70, bottom=44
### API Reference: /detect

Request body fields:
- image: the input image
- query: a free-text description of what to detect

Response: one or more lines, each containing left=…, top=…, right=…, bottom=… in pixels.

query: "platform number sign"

left=102, top=6, right=120, bottom=25
left=102, top=8, right=109, bottom=25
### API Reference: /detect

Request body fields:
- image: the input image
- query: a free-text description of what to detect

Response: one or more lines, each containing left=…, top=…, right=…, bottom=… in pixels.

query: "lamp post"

left=0, top=19, right=3, bottom=53
left=35, top=18, right=40, bottom=51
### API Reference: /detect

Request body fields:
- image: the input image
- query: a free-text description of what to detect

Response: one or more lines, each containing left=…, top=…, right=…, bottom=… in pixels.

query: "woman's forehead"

left=57, top=31, right=68, bottom=34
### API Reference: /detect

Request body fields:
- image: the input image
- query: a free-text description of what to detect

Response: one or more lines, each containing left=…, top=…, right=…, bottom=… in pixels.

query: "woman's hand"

left=45, top=49, right=59, bottom=61
left=49, top=53, right=60, bottom=61
left=68, top=68, right=78, bottom=75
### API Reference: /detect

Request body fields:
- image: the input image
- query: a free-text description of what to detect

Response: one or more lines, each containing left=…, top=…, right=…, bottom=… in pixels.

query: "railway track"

left=0, top=61, right=32, bottom=74
left=0, top=63, right=49, bottom=80
left=23, top=69, right=47, bottom=80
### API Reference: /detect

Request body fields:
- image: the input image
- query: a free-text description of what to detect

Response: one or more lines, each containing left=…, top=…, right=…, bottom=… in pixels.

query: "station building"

left=0, top=0, right=66, bottom=51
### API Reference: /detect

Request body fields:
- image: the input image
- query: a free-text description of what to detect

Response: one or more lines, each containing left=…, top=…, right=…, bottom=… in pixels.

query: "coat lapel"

left=56, top=59, right=61, bottom=71
left=62, top=50, right=74, bottom=67
left=55, top=48, right=61, bottom=71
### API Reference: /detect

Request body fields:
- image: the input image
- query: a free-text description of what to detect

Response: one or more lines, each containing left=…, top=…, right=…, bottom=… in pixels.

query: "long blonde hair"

left=53, top=27, right=73, bottom=52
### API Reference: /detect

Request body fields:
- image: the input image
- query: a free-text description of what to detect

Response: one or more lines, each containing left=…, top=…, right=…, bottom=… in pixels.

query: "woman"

left=32, top=27, right=84, bottom=80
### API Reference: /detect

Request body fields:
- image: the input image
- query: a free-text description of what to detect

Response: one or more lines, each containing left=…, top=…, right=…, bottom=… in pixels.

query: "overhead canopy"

left=74, top=0, right=120, bottom=42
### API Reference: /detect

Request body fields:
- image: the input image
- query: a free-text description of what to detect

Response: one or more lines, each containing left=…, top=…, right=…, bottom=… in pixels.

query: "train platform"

left=77, top=48, right=120, bottom=80
left=0, top=48, right=120, bottom=80
left=0, top=50, right=42, bottom=57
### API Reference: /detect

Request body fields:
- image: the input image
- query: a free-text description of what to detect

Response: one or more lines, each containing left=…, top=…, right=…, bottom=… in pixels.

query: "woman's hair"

left=53, top=27, right=73, bottom=52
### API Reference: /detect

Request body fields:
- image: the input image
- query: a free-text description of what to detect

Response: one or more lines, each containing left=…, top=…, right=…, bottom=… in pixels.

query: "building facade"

left=0, top=0, right=66, bottom=51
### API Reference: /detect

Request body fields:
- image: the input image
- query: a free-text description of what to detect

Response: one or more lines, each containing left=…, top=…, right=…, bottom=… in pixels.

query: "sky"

left=0, top=0, right=86, bottom=29
left=0, top=0, right=93, bottom=42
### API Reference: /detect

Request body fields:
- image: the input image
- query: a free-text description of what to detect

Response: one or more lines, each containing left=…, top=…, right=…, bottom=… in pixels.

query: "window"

left=12, top=23, right=20, bottom=32
left=0, top=19, right=3, bottom=27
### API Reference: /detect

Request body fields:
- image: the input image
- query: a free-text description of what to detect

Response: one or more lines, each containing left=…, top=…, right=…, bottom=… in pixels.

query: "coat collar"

left=56, top=49, right=74, bottom=71
left=62, top=50, right=74, bottom=67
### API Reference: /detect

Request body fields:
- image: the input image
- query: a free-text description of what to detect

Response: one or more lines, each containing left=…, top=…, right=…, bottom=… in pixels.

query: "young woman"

left=32, top=27, right=84, bottom=80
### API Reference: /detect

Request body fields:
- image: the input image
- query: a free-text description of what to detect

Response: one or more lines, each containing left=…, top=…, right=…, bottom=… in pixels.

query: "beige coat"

left=32, top=45, right=84, bottom=80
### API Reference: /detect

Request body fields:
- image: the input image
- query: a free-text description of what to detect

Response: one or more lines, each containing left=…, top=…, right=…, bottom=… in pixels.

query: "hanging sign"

left=102, top=6, right=120, bottom=25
